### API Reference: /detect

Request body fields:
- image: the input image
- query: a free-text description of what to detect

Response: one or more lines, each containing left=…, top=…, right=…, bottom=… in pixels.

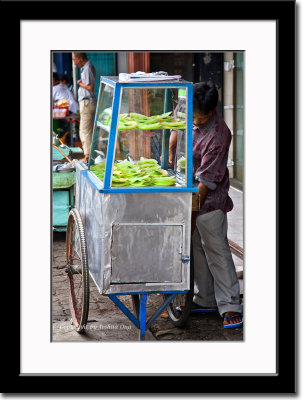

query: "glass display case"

left=75, top=76, right=198, bottom=298
left=88, top=76, right=195, bottom=192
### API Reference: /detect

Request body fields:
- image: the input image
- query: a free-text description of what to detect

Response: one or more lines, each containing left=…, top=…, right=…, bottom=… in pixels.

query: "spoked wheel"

left=65, top=208, right=89, bottom=333
left=163, top=245, right=194, bottom=327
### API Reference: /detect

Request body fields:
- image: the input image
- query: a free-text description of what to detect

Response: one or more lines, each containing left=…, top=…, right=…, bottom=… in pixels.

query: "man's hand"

left=77, top=79, right=93, bottom=92
left=198, top=182, right=209, bottom=208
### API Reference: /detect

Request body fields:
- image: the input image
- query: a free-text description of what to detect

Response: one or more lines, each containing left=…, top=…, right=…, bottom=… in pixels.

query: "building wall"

left=193, top=52, right=224, bottom=116
left=223, top=52, right=235, bottom=179
left=117, top=52, right=128, bottom=74
left=86, top=52, right=117, bottom=100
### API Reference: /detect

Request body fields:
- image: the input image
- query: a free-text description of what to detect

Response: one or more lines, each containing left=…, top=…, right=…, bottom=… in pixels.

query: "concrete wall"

left=117, top=52, right=128, bottom=74
left=223, top=52, right=235, bottom=178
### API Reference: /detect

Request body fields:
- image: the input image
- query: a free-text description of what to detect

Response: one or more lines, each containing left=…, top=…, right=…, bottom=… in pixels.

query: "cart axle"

left=65, top=263, right=82, bottom=274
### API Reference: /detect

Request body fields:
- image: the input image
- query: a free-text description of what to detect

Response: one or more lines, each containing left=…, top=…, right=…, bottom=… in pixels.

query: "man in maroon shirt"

left=191, top=82, right=243, bottom=329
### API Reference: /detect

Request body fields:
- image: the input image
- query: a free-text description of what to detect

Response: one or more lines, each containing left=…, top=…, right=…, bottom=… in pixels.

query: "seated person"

left=58, top=73, right=74, bottom=93
left=53, top=73, right=79, bottom=115
left=52, top=72, right=59, bottom=86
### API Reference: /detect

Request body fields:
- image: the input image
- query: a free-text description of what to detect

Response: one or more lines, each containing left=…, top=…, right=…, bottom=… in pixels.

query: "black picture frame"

left=7, top=0, right=295, bottom=394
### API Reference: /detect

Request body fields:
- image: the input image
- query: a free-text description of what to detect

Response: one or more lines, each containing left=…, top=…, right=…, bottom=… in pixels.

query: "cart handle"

left=53, top=144, right=73, bottom=164
left=53, top=131, right=65, bottom=147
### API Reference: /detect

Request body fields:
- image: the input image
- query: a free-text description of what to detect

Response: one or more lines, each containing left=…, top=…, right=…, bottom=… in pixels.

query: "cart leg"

left=139, top=294, right=147, bottom=341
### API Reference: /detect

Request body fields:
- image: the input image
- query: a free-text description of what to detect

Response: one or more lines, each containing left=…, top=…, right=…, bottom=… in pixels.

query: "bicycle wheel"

left=163, top=246, right=194, bottom=327
left=65, top=208, right=89, bottom=333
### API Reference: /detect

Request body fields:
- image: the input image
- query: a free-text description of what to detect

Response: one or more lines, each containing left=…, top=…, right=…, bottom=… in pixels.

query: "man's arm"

left=77, top=80, right=94, bottom=92
left=198, top=182, right=209, bottom=208
left=168, top=130, right=178, bottom=168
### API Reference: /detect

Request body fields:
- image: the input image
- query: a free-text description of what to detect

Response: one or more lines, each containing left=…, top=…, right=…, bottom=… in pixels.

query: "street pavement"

left=52, top=187, right=243, bottom=342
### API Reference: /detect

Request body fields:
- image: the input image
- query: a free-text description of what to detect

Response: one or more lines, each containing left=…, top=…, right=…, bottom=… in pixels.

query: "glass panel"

left=112, top=87, right=187, bottom=188
left=89, top=82, right=114, bottom=169
left=174, top=93, right=187, bottom=178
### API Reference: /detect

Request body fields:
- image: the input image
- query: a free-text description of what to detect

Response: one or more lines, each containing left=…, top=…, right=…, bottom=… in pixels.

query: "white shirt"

left=78, top=60, right=96, bottom=104
left=53, top=84, right=79, bottom=114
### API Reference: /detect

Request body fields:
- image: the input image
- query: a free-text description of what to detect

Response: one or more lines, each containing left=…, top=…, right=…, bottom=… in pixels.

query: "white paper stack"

left=119, top=71, right=181, bottom=83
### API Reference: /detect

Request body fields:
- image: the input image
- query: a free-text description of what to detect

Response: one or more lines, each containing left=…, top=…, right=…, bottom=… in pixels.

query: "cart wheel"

left=66, top=208, right=89, bottom=333
left=163, top=246, right=194, bottom=327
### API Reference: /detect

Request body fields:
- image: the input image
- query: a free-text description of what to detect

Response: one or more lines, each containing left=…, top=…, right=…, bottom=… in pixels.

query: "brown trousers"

left=79, top=100, right=96, bottom=155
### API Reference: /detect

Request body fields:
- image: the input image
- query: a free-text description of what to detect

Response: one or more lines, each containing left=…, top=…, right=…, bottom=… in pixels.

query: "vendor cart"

left=65, top=75, right=198, bottom=340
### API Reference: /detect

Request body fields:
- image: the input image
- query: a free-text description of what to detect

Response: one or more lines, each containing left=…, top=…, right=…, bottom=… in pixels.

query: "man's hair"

left=193, top=82, right=218, bottom=115
left=53, top=72, right=59, bottom=81
left=58, top=73, right=69, bottom=84
left=73, top=52, right=87, bottom=60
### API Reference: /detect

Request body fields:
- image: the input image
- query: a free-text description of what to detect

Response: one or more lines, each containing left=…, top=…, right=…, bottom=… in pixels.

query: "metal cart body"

left=70, top=76, right=198, bottom=339
left=76, top=163, right=192, bottom=294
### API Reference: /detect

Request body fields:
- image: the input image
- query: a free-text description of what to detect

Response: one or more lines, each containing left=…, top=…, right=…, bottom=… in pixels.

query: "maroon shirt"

left=193, top=108, right=234, bottom=215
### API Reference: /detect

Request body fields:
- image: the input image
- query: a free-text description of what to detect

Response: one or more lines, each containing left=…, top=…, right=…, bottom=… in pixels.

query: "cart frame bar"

left=107, top=291, right=187, bottom=340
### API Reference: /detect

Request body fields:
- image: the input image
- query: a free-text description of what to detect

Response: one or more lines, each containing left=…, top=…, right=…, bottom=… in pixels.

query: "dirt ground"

left=52, top=231, right=243, bottom=342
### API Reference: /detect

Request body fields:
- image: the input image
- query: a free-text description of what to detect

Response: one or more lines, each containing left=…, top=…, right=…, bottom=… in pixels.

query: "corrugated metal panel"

left=86, top=53, right=117, bottom=99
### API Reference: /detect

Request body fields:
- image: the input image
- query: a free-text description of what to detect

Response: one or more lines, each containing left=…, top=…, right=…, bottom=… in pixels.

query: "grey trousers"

left=192, top=209, right=242, bottom=316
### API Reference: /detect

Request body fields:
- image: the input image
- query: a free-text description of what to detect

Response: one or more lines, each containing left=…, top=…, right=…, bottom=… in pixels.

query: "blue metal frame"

left=187, top=84, right=193, bottom=188
left=88, top=77, right=198, bottom=194
left=101, top=76, right=117, bottom=86
left=80, top=165, right=198, bottom=194
left=80, top=169, right=103, bottom=191
left=107, top=291, right=181, bottom=340
left=88, top=81, right=103, bottom=169
left=107, top=294, right=139, bottom=329
left=103, top=84, right=121, bottom=189
left=100, top=187, right=198, bottom=193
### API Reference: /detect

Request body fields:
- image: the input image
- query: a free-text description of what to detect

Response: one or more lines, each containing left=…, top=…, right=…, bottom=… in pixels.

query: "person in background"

left=168, top=90, right=187, bottom=169
left=53, top=72, right=59, bottom=86
left=59, top=73, right=74, bottom=93
left=72, top=52, right=97, bottom=162
left=168, top=129, right=178, bottom=169
left=191, top=81, right=243, bottom=329
left=53, top=73, right=79, bottom=114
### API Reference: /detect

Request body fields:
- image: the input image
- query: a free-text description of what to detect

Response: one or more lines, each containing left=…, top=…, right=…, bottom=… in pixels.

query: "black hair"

left=53, top=72, right=59, bottom=81
left=58, top=73, right=69, bottom=84
left=193, top=82, right=218, bottom=115
left=73, top=52, right=87, bottom=60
